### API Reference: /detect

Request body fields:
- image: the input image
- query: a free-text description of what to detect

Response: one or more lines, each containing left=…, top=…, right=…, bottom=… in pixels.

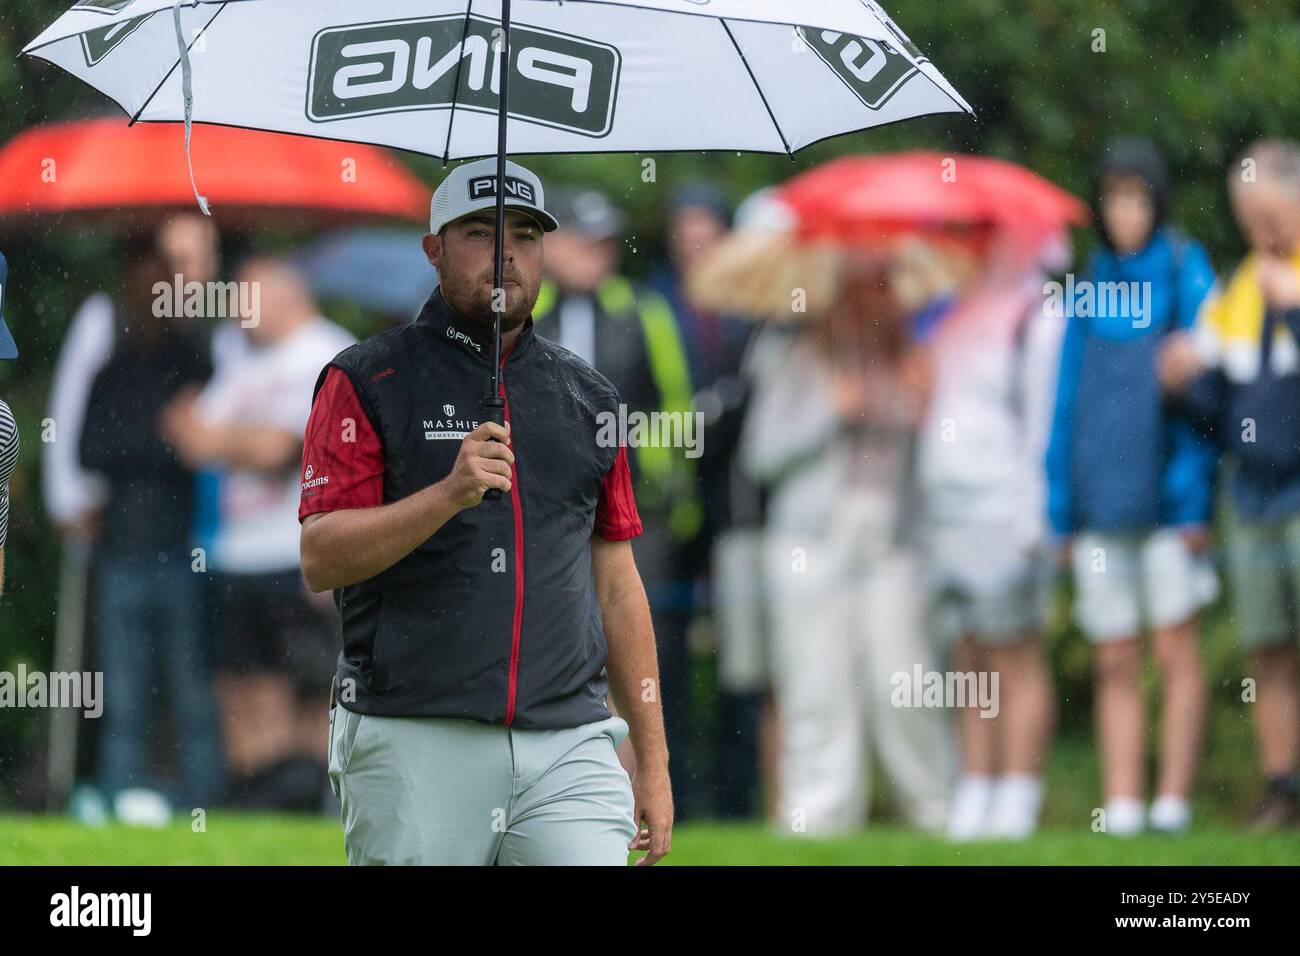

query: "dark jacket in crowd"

left=79, top=323, right=211, bottom=558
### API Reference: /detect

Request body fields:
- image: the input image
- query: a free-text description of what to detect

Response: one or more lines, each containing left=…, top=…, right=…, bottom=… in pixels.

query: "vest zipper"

left=499, top=342, right=525, bottom=726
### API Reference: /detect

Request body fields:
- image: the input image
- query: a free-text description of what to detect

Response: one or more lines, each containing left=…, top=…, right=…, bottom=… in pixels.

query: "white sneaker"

left=68, top=785, right=109, bottom=827
left=947, top=776, right=994, bottom=841
left=113, top=788, right=173, bottom=828
left=1104, top=796, right=1145, bottom=837
left=985, top=775, right=1045, bottom=840
left=1148, top=794, right=1191, bottom=834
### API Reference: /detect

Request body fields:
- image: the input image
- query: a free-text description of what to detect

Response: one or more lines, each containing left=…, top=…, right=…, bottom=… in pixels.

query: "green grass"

left=3, top=731, right=1297, bottom=865
left=2, top=814, right=1298, bottom=865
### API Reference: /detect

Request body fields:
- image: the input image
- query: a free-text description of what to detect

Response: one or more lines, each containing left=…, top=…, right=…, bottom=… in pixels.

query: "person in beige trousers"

left=740, top=257, right=951, bottom=835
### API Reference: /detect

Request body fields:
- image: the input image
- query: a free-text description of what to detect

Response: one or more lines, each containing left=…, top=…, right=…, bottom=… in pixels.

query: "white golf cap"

left=430, top=158, right=559, bottom=235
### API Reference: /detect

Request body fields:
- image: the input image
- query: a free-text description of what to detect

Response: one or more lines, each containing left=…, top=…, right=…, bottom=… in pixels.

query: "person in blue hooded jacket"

left=1045, top=140, right=1219, bottom=836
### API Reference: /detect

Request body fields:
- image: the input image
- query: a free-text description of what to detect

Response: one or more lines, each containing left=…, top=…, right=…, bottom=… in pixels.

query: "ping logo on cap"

left=468, top=174, right=538, bottom=205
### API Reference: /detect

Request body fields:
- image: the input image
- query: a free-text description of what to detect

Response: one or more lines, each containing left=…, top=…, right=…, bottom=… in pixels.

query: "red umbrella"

left=0, top=118, right=428, bottom=226
left=779, top=151, right=1088, bottom=247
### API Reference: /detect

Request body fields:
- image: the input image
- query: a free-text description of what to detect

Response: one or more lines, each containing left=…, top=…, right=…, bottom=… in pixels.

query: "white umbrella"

left=25, top=1, right=969, bottom=160
left=24, top=0, right=970, bottom=463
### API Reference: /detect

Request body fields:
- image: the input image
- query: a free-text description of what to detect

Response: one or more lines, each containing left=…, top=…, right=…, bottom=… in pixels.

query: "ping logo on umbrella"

left=80, top=13, right=152, bottom=66
left=802, top=29, right=920, bottom=111
left=307, top=15, right=621, bottom=138
left=72, top=0, right=136, bottom=12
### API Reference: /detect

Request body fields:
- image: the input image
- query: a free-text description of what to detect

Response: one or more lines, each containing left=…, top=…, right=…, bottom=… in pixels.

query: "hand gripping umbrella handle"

left=480, top=395, right=506, bottom=502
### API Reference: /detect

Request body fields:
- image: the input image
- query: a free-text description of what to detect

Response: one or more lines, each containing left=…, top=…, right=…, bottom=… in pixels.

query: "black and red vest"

left=315, top=288, right=626, bottom=728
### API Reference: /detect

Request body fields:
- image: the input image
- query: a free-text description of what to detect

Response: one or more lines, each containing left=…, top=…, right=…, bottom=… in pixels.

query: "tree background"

left=1, top=0, right=1297, bottom=816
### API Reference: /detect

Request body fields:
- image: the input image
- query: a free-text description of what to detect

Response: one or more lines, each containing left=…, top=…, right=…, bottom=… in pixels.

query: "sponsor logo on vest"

left=306, top=15, right=621, bottom=137
left=445, top=325, right=483, bottom=353
left=801, top=27, right=919, bottom=110
left=424, top=414, right=481, bottom=441
left=50, top=886, right=151, bottom=936
left=301, top=464, right=330, bottom=491
left=80, top=12, right=153, bottom=66
left=467, top=174, right=538, bottom=206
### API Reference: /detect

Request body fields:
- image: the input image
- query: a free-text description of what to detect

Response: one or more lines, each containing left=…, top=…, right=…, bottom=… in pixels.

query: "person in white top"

left=914, top=244, right=1066, bottom=841
left=161, top=255, right=355, bottom=807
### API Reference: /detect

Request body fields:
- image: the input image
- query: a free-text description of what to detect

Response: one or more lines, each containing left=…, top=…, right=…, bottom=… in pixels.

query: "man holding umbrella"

left=299, top=160, right=672, bottom=865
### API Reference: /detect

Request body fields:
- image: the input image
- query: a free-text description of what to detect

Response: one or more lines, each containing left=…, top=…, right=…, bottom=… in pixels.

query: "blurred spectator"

left=1047, top=139, right=1219, bottom=836
left=651, top=183, right=754, bottom=543
left=41, top=214, right=222, bottom=811
left=535, top=187, right=705, bottom=816
left=1159, top=139, right=1300, bottom=830
left=653, top=182, right=761, bottom=816
left=78, top=246, right=222, bottom=814
left=652, top=184, right=744, bottom=389
left=740, top=253, right=951, bottom=834
left=702, top=189, right=793, bottom=820
left=912, top=238, right=1064, bottom=841
left=44, top=214, right=220, bottom=540
left=160, top=255, right=354, bottom=811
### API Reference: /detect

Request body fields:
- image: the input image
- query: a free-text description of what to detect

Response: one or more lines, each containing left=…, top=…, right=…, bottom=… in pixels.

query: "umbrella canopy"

left=779, top=151, right=1089, bottom=246
left=24, top=1, right=970, bottom=161
left=0, top=118, right=428, bottom=225
left=24, top=0, right=971, bottom=444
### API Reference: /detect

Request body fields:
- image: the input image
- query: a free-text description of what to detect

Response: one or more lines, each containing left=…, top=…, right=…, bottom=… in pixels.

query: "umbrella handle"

left=480, top=395, right=506, bottom=502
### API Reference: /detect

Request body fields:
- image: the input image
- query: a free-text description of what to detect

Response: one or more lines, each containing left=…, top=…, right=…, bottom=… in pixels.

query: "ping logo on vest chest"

left=423, top=403, right=480, bottom=441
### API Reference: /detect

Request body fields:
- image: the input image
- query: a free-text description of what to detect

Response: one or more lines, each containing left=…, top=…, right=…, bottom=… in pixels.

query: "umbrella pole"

left=490, top=0, right=511, bottom=395
left=479, top=0, right=512, bottom=501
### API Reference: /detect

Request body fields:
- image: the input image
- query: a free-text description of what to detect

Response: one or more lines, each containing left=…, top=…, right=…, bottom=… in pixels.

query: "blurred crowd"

left=32, top=136, right=1300, bottom=838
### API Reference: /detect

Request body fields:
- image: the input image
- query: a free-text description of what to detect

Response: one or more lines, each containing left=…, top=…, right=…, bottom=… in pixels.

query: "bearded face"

left=427, top=211, right=545, bottom=334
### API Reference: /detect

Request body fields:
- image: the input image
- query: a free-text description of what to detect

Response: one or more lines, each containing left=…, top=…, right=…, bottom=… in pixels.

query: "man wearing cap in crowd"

left=0, top=251, right=19, bottom=598
left=299, top=160, right=673, bottom=865
left=533, top=187, right=704, bottom=815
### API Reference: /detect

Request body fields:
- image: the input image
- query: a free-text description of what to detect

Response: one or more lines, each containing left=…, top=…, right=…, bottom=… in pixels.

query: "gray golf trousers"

left=328, top=704, right=637, bottom=865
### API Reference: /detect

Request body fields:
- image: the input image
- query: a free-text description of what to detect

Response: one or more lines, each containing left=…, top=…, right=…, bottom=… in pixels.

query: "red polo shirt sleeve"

left=594, top=445, right=643, bottom=541
left=299, top=366, right=384, bottom=521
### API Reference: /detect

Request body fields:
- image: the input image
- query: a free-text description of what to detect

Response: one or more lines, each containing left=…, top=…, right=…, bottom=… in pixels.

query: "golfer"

left=299, top=160, right=672, bottom=865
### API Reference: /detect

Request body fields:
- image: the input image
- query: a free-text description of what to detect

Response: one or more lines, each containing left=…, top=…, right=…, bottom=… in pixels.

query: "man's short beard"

left=441, top=268, right=537, bottom=334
